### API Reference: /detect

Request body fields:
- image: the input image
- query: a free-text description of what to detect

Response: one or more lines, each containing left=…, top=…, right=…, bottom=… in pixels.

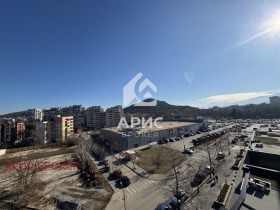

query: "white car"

left=184, top=148, right=194, bottom=154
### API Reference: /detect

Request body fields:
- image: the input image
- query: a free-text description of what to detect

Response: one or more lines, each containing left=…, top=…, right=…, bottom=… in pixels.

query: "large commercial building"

left=86, top=106, right=105, bottom=130
left=101, top=121, right=203, bottom=150
left=106, top=105, right=124, bottom=128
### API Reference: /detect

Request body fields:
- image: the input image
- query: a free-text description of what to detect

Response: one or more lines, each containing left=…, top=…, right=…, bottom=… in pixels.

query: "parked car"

left=217, top=152, right=225, bottom=159
left=196, top=131, right=202, bottom=134
left=194, top=166, right=213, bottom=184
left=120, top=176, right=130, bottom=187
left=163, top=139, right=169, bottom=144
left=175, top=189, right=187, bottom=201
left=184, top=133, right=191, bottom=137
left=100, top=159, right=109, bottom=165
left=184, top=148, right=194, bottom=154
left=99, top=165, right=110, bottom=173
left=169, top=138, right=176, bottom=142
left=155, top=203, right=172, bottom=210
left=169, top=195, right=187, bottom=208
left=174, top=137, right=181, bottom=141
left=158, top=140, right=165, bottom=144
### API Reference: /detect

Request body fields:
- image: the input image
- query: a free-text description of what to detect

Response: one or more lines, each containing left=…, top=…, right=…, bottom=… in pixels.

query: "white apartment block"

left=105, top=105, right=124, bottom=128
left=86, top=106, right=105, bottom=130
left=27, top=109, right=43, bottom=122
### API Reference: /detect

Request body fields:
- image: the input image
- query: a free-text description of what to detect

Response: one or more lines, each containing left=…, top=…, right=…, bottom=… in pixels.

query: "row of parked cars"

left=155, top=189, right=188, bottom=210
left=192, top=131, right=226, bottom=146
left=157, top=130, right=205, bottom=145
left=158, top=136, right=184, bottom=144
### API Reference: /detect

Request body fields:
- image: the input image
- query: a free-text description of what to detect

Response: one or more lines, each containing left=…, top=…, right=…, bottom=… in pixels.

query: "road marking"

left=143, top=179, right=154, bottom=185
left=126, top=188, right=133, bottom=195
left=131, top=185, right=140, bottom=192
left=129, top=186, right=137, bottom=193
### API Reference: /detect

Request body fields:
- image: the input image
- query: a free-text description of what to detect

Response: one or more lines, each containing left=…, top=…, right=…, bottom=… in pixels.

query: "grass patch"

left=250, top=174, right=279, bottom=189
left=255, top=137, right=280, bottom=146
left=135, top=146, right=186, bottom=174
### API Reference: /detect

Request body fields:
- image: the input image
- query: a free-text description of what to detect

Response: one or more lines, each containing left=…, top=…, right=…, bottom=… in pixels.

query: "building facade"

left=269, top=96, right=280, bottom=105
left=26, top=109, right=43, bottom=122
left=101, top=121, right=203, bottom=150
left=35, top=122, right=48, bottom=144
left=54, top=116, right=74, bottom=141
left=86, top=106, right=105, bottom=130
left=105, top=105, right=124, bottom=128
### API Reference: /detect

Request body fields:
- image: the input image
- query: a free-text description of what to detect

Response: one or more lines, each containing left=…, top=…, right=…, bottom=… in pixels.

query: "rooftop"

left=102, top=121, right=195, bottom=134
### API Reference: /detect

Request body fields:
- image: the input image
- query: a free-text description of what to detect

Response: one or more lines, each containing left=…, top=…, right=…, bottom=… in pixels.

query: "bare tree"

left=160, top=147, right=196, bottom=210
left=151, top=150, right=165, bottom=170
left=9, top=157, right=45, bottom=208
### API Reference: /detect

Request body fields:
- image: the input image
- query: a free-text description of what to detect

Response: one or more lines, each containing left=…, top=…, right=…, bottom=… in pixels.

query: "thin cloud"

left=200, top=90, right=280, bottom=104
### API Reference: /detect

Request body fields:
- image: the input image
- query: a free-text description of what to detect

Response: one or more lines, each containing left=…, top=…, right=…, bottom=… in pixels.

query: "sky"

left=1, top=0, right=280, bottom=114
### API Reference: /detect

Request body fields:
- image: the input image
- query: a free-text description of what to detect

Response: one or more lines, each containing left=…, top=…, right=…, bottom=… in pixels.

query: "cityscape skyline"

left=1, top=1, right=280, bottom=113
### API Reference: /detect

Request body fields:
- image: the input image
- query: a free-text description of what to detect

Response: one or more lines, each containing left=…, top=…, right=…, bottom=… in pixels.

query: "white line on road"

left=131, top=185, right=140, bottom=192
left=129, top=186, right=137, bottom=193
left=126, top=188, right=133, bottom=195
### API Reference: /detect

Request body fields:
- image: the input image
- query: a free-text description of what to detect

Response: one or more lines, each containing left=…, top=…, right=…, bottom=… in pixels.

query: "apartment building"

left=43, top=108, right=62, bottom=121
left=86, top=106, right=105, bottom=130
left=35, top=116, right=74, bottom=143
left=62, top=105, right=85, bottom=131
left=35, top=122, right=48, bottom=144
left=15, top=122, right=25, bottom=141
left=270, top=96, right=280, bottom=105
left=26, top=109, right=43, bottom=122
left=43, top=105, right=85, bottom=131
left=0, top=118, right=15, bottom=142
left=105, top=105, right=124, bottom=128
left=54, top=116, right=74, bottom=141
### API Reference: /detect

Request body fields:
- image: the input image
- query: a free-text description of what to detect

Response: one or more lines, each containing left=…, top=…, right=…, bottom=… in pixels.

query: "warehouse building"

left=100, top=121, right=203, bottom=150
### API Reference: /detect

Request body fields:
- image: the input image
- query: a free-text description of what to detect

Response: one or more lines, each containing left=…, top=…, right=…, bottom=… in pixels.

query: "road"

left=91, top=153, right=167, bottom=210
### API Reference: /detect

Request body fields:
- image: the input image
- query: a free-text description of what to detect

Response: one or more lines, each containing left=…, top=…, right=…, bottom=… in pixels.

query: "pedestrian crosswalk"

left=124, top=178, right=155, bottom=197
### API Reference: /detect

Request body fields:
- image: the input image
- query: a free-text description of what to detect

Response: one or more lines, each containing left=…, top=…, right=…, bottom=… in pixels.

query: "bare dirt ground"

left=0, top=150, right=112, bottom=210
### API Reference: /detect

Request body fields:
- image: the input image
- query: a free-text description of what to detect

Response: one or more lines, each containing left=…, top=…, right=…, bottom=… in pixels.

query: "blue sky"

left=1, top=0, right=280, bottom=114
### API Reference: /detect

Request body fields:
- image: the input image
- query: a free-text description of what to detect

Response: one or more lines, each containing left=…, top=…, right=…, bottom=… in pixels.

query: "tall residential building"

left=62, top=105, right=85, bottom=131
left=15, top=122, right=25, bottom=141
left=269, top=96, right=280, bottom=105
left=35, top=121, right=57, bottom=144
left=43, top=105, right=85, bottom=131
left=26, top=109, right=43, bottom=122
left=54, top=116, right=74, bottom=141
left=0, top=119, right=15, bottom=143
left=35, top=122, right=48, bottom=144
left=106, top=105, right=124, bottom=128
left=86, top=106, right=105, bottom=130
left=43, top=108, right=62, bottom=121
